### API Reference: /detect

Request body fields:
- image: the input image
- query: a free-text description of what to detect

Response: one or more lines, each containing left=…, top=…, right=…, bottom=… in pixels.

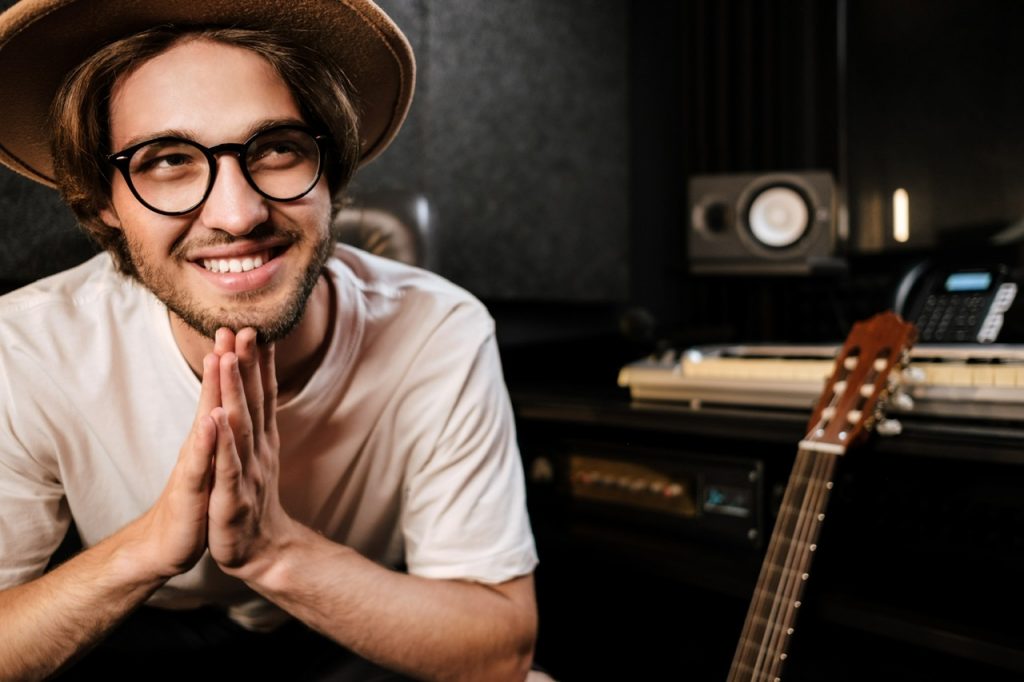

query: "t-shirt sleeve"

left=400, top=317, right=538, bottom=584
left=0, top=362, right=70, bottom=590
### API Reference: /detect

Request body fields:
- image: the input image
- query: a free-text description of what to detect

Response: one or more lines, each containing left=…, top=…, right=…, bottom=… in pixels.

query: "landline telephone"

left=894, top=260, right=1023, bottom=343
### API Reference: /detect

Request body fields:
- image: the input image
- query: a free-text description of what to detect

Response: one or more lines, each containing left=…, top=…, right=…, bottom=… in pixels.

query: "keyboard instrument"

left=618, top=344, right=1024, bottom=420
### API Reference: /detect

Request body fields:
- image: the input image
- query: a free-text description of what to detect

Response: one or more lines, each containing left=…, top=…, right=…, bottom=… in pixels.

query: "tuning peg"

left=876, top=418, right=903, bottom=437
left=891, top=390, right=915, bottom=411
left=902, top=366, right=925, bottom=384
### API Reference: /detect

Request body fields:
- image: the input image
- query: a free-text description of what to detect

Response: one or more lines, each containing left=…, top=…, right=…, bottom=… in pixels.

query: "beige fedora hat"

left=0, top=0, right=415, bottom=188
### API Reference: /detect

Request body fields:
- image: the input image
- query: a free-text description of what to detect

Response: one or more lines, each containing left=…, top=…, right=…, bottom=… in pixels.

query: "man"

left=0, top=1, right=539, bottom=680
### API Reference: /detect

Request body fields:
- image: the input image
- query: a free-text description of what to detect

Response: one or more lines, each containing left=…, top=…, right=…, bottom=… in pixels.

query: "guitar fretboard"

left=727, top=446, right=838, bottom=682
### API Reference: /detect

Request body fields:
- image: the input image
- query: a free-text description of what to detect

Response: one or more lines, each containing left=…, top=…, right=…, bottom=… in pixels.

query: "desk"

left=513, top=389, right=1024, bottom=681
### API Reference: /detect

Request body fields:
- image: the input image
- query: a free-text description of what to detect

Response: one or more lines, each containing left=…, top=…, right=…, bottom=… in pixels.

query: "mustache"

left=170, top=222, right=304, bottom=259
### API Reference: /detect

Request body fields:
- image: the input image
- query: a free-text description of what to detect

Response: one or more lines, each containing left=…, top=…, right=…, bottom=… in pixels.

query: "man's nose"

left=196, top=154, right=269, bottom=235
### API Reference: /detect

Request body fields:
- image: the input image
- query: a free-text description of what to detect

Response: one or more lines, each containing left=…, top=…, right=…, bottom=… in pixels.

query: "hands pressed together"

left=136, top=327, right=291, bottom=584
left=37, top=326, right=538, bottom=682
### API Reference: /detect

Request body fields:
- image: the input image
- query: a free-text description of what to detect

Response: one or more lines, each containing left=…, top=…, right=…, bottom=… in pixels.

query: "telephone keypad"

left=918, top=293, right=989, bottom=342
left=917, top=283, right=1017, bottom=343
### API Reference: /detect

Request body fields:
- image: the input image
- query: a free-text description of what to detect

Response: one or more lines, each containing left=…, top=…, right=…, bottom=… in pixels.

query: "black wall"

left=366, top=0, right=630, bottom=305
left=846, top=0, right=1024, bottom=255
left=3, top=1, right=1024, bottom=346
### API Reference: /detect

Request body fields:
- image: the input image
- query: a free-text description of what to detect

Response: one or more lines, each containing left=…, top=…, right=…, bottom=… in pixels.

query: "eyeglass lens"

left=126, top=127, right=322, bottom=214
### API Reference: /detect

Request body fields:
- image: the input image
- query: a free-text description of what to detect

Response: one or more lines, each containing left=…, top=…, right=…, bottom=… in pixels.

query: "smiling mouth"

left=198, top=247, right=286, bottom=274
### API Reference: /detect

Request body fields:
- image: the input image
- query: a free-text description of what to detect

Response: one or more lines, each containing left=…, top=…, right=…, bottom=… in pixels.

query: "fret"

left=730, top=656, right=789, bottom=682
left=733, top=612, right=800, bottom=655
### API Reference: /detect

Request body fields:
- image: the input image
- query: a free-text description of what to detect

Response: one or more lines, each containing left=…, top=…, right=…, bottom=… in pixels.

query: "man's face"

left=101, top=38, right=334, bottom=342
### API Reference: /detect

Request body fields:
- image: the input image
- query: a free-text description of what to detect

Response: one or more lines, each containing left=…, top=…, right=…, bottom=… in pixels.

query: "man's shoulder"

left=330, top=244, right=490, bottom=321
left=3, top=252, right=115, bottom=305
left=0, top=253, right=149, bottom=332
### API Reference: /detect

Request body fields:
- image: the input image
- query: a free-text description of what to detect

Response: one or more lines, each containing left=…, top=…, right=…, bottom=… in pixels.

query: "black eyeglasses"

left=107, top=124, right=330, bottom=216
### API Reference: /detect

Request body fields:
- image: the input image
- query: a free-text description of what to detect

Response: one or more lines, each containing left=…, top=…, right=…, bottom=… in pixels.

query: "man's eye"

left=131, top=146, right=202, bottom=175
left=150, top=154, right=192, bottom=169
left=250, top=142, right=301, bottom=161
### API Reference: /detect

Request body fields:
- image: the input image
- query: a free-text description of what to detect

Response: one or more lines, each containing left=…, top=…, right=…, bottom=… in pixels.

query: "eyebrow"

left=116, top=117, right=309, bottom=151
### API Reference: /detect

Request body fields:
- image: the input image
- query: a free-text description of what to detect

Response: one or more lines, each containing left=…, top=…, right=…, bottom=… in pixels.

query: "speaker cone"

left=746, top=185, right=810, bottom=248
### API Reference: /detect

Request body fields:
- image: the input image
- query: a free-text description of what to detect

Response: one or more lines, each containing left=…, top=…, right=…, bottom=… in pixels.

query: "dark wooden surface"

left=513, top=384, right=1024, bottom=681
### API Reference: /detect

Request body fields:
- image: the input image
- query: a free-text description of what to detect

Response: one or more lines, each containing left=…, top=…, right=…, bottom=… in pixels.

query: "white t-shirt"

left=0, top=246, right=537, bottom=630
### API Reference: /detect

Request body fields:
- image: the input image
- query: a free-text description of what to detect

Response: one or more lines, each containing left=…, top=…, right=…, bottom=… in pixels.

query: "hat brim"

left=0, top=0, right=415, bottom=187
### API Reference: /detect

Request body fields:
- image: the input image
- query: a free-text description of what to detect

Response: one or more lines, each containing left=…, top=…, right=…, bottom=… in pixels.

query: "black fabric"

left=54, top=605, right=414, bottom=681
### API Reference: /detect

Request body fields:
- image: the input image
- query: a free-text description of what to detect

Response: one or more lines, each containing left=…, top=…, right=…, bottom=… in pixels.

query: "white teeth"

left=201, top=251, right=270, bottom=273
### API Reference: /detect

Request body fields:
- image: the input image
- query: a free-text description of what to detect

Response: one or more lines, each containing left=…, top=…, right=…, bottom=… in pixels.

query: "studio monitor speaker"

left=688, top=171, right=841, bottom=275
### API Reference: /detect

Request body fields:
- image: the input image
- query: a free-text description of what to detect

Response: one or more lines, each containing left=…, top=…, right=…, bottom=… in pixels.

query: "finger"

left=196, top=352, right=222, bottom=421
left=234, top=328, right=264, bottom=445
left=215, top=327, right=235, bottom=357
left=182, top=414, right=216, bottom=494
left=259, top=342, right=278, bottom=436
left=210, top=406, right=243, bottom=493
left=219, top=352, right=254, bottom=467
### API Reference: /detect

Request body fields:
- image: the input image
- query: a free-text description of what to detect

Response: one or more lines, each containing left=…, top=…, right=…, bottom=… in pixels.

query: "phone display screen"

left=944, top=271, right=992, bottom=293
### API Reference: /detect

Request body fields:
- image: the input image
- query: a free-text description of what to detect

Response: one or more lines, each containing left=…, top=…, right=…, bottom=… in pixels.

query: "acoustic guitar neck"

left=727, top=311, right=917, bottom=681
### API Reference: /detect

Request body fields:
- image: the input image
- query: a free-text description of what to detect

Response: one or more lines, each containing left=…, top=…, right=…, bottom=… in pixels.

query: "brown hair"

left=50, top=26, right=361, bottom=275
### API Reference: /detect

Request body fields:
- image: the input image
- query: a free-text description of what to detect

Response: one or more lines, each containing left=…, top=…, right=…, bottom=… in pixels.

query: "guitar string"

left=752, top=447, right=832, bottom=681
left=748, top=451, right=811, bottom=680
left=761, top=354, right=881, bottom=681
left=745, top=355, right=856, bottom=681
left=762, top=449, right=839, bottom=681
left=733, top=365, right=843, bottom=681
left=733, top=448, right=838, bottom=682
left=737, top=368, right=847, bottom=675
left=730, top=474, right=795, bottom=682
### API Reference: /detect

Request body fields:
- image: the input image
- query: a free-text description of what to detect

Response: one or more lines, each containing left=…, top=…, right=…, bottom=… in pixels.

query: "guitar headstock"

left=804, top=311, right=918, bottom=453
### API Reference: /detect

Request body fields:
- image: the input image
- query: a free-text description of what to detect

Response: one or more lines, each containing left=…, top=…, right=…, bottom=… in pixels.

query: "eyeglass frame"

left=106, top=124, right=331, bottom=217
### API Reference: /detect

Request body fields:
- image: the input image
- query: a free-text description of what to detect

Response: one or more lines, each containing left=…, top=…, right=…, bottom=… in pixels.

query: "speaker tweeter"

left=688, top=171, right=841, bottom=275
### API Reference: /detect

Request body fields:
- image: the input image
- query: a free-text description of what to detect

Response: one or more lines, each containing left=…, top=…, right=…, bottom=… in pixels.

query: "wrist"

left=230, top=518, right=330, bottom=595
left=96, top=520, right=173, bottom=595
left=223, top=514, right=305, bottom=588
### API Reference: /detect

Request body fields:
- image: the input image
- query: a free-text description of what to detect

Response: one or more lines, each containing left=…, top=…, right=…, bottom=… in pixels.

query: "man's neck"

left=170, top=275, right=334, bottom=403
